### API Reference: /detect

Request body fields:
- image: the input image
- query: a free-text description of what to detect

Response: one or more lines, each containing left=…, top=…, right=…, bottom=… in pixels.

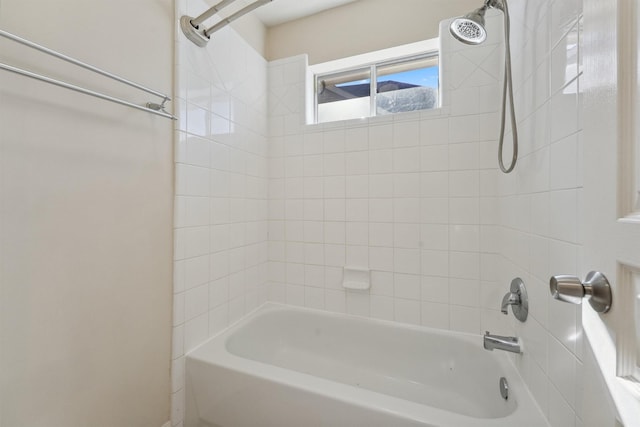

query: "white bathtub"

left=185, top=303, right=548, bottom=427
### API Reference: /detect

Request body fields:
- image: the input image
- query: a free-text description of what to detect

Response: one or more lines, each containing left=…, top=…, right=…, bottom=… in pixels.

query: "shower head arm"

left=484, top=0, right=505, bottom=12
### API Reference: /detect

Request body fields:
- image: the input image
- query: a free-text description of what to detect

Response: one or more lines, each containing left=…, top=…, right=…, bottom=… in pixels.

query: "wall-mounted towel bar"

left=180, top=0, right=273, bottom=47
left=0, top=29, right=176, bottom=120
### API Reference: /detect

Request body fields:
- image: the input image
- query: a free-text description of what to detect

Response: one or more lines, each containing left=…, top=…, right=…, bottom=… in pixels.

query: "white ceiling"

left=253, top=0, right=358, bottom=27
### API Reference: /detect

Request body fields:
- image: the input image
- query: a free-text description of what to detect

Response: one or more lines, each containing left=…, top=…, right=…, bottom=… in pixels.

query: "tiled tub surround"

left=171, top=0, right=270, bottom=424
left=266, top=12, right=506, bottom=336
left=172, top=1, right=615, bottom=426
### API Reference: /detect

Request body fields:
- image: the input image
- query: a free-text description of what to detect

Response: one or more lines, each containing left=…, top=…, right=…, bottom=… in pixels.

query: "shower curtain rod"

left=190, top=0, right=238, bottom=28
left=0, top=28, right=176, bottom=120
left=181, top=0, right=273, bottom=47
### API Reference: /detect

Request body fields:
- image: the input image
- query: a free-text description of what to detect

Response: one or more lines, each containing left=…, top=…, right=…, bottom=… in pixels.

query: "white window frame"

left=308, top=38, right=441, bottom=124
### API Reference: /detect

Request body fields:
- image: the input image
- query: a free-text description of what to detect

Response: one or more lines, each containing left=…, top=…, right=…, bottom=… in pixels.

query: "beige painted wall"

left=266, top=0, right=481, bottom=64
left=0, top=1, right=174, bottom=426
left=232, top=13, right=267, bottom=56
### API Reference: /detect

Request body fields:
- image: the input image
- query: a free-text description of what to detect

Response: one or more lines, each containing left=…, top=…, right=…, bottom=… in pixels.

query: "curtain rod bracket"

left=180, top=0, right=273, bottom=48
left=180, top=15, right=210, bottom=48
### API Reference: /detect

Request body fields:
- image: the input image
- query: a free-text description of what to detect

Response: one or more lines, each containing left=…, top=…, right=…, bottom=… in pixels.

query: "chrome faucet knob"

left=501, top=291, right=520, bottom=314
left=501, top=278, right=528, bottom=322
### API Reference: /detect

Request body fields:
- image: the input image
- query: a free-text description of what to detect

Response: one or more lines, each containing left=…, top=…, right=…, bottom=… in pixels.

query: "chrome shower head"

left=449, top=6, right=488, bottom=45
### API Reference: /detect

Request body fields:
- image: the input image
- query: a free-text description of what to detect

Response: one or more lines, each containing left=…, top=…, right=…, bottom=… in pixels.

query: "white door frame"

left=582, top=0, right=640, bottom=425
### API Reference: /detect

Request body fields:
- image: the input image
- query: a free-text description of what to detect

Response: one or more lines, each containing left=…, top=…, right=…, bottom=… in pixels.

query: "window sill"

left=305, top=105, right=451, bottom=130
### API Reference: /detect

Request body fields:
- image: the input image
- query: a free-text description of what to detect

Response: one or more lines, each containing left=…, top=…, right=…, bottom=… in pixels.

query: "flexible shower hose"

left=498, top=0, right=518, bottom=173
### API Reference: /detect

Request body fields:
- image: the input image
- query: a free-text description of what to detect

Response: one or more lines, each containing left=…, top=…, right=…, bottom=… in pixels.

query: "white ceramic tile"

left=449, top=278, right=480, bottom=308
left=449, top=305, right=481, bottom=334
left=421, top=145, right=449, bottom=171
left=345, top=151, right=369, bottom=175
left=346, top=222, right=369, bottom=246
left=184, top=313, right=208, bottom=353
left=303, top=131, right=324, bottom=155
left=324, top=221, right=346, bottom=244
left=369, top=175, right=394, bottom=198
left=548, top=382, right=576, bottom=427
left=185, top=255, right=210, bottom=289
left=346, top=175, right=369, bottom=199
left=325, top=289, right=346, bottom=313
left=394, top=198, right=421, bottom=223
left=185, top=284, right=209, bottom=321
left=208, top=304, right=229, bottom=337
left=324, top=129, right=346, bottom=153
left=305, top=286, right=325, bottom=310
left=369, top=199, right=394, bottom=223
left=448, top=142, right=479, bottom=170
left=420, top=172, right=448, bottom=198
left=369, top=149, right=394, bottom=174
left=394, top=273, right=421, bottom=300
left=449, top=115, right=479, bottom=144
left=393, top=120, right=420, bottom=148
left=324, top=244, right=346, bottom=267
left=421, top=302, right=450, bottom=329
left=549, top=335, right=577, bottom=409
left=209, top=277, right=229, bottom=309
left=173, top=291, right=185, bottom=327
left=394, top=248, right=420, bottom=274
left=323, top=153, right=346, bottom=176
left=171, top=389, right=185, bottom=426
left=394, top=298, right=421, bottom=325
left=305, top=265, right=325, bottom=288
left=323, top=176, right=346, bottom=198
left=448, top=197, right=480, bottom=225
left=346, top=291, right=370, bottom=316
left=346, top=245, right=369, bottom=267
left=286, top=263, right=305, bottom=285
left=550, top=87, right=578, bottom=143
left=421, top=250, right=449, bottom=278
left=449, top=171, right=480, bottom=197
left=345, top=127, right=369, bottom=152
left=421, top=198, right=449, bottom=224
left=393, top=174, right=421, bottom=198
left=449, top=251, right=480, bottom=280
left=393, top=147, right=421, bottom=172
left=449, top=225, right=480, bottom=252
left=420, top=224, right=449, bottom=250
left=393, top=223, right=421, bottom=249
left=303, top=221, right=324, bottom=243
left=371, top=295, right=395, bottom=321
left=324, top=266, right=343, bottom=290
left=550, top=133, right=579, bottom=190
left=304, top=177, right=324, bottom=199
left=346, top=199, right=368, bottom=222
left=369, top=124, right=393, bottom=150
left=369, top=247, right=394, bottom=272
left=324, top=199, right=346, bottom=221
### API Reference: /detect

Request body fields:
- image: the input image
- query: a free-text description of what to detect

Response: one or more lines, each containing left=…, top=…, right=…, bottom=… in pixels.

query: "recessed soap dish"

left=342, top=267, right=370, bottom=291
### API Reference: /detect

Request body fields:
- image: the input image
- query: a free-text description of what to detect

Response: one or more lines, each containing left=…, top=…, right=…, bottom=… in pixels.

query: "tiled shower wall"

left=266, top=13, right=508, bottom=334
left=495, top=0, right=588, bottom=425
left=171, top=0, right=269, bottom=424
left=171, top=1, right=599, bottom=426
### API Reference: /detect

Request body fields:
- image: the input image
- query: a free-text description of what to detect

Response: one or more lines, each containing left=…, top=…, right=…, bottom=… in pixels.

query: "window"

left=315, top=53, right=439, bottom=124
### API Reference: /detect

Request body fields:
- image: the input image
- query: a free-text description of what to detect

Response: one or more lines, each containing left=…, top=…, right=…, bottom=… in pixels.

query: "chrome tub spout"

left=483, top=331, right=522, bottom=354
